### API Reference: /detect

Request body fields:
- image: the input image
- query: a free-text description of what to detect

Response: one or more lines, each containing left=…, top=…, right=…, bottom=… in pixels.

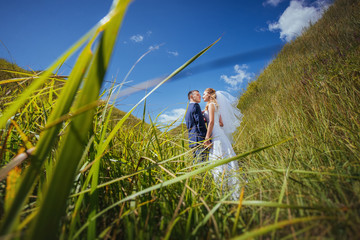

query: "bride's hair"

left=205, top=88, right=218, bottom=111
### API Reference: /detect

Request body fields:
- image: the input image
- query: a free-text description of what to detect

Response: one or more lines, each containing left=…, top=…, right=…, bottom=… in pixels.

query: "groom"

left=185, top=90, right=209, bottom=162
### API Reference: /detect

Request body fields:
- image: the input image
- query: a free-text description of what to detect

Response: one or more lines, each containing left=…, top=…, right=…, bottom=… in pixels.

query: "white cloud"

left=220, top=64, right=254, bottom=91
left=130, top=34, right=144, bottom=43
left=149, top=45, right=160, bottom=51
left=167, top=50, right=179, bottom=56
left=255, top=26, right=268, bottom=32
left=159, top=108, right=186, bottom=124
left=268, top=0, right=331, bottom=42
left=149, top=43, right=165, bottom=51
left=263, top=0, right=284, bottom=7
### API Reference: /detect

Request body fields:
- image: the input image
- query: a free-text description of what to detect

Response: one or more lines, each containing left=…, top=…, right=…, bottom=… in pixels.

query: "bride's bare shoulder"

left=208, top=102, right=218, bottom=112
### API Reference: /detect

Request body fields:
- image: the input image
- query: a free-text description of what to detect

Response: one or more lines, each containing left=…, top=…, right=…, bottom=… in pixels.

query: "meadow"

left=0, top=0, right=359, bottom=239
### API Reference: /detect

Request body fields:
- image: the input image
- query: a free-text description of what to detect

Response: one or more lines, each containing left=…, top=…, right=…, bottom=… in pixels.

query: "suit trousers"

left=192, top=146, right=209, bottom=163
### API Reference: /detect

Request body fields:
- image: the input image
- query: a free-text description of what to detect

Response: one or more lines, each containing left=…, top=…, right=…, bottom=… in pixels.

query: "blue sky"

left=0, top=0, right=331, bottom=126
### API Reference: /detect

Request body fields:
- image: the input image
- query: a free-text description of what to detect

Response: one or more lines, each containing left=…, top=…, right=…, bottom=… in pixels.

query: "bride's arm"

left=205, top=104, right=215, bottom=145
left=219, top=114, right=224, bottom=127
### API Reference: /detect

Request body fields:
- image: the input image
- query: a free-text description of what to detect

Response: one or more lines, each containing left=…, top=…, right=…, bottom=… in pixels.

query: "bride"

left=202, top=88, right=242, bottom=198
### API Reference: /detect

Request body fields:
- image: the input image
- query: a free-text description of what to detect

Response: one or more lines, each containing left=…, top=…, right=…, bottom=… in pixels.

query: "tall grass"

left=1, top=0, right=358, bottom=239
left=236, top=0, right=360, bottom=238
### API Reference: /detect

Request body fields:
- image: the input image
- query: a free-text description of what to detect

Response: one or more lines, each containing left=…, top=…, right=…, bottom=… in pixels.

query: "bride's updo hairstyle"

left=205, top=88, right=218, bottom=111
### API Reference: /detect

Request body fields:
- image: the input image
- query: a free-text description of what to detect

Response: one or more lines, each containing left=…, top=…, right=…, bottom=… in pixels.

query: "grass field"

left=0, top=0, right=359, bottom=239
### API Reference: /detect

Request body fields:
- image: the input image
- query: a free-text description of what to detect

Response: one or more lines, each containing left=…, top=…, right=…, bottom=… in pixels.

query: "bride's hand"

left=204, top=140, right=212, bottom=149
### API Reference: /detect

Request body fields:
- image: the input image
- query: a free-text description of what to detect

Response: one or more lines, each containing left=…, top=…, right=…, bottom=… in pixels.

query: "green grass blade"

left=191, top=192, right=232, bottom=237
left=218, top=200, right=325, bottom=210
left=231, top=216, right=334, bottom=240
left=232, top=186, right=245, bottom=235
left=272, top=156, right=293, bottom=239
left=0, top=29, right=95, bottom=237
left=25, top=1, right=131, bottom=239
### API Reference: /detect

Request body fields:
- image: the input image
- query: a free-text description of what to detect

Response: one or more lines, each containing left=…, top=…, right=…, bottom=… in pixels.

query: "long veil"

left=216, top=91, right=242, bottom=143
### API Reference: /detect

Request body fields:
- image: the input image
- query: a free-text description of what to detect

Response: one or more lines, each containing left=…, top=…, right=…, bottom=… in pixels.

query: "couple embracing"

left=185, top=88, right=242, bottom=196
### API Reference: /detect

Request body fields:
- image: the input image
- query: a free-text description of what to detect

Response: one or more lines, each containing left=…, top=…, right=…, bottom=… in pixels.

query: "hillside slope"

left=0, top=59, right=144, bottom=128
left=235, top=0, right=360, bottom=238
left=0, top=59, right=33, bottom=111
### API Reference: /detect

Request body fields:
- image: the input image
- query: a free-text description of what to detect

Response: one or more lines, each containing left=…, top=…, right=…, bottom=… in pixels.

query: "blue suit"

left=185, top=103, right=207, bottom=148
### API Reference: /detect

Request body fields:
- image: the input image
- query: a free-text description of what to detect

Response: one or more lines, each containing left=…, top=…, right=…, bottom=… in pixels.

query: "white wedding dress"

left=205, top=101, right=241, bottom=199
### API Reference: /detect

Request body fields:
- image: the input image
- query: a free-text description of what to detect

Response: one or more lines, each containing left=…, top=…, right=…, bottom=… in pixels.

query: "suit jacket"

left=185, top=102, right=207, bottom=148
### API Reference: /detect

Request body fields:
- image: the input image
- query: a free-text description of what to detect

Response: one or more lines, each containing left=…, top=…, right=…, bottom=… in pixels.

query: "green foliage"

left=234, top=0, right=360, bottom=238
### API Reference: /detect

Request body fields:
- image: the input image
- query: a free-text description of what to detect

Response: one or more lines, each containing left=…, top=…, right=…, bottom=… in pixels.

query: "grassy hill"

left=167, top=123, right=188, bottom=137
left=0, top=59, right=33, bottom=111
left=0, top=59, right=144, bottom=128
left=0, top=58, right=30, bottom=80
left=234, top=0, right=360, bottom=238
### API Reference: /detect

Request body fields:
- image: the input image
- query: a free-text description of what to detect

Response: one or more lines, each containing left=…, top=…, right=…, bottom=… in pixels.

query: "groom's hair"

left=188, top=90, right=199, bottom=100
